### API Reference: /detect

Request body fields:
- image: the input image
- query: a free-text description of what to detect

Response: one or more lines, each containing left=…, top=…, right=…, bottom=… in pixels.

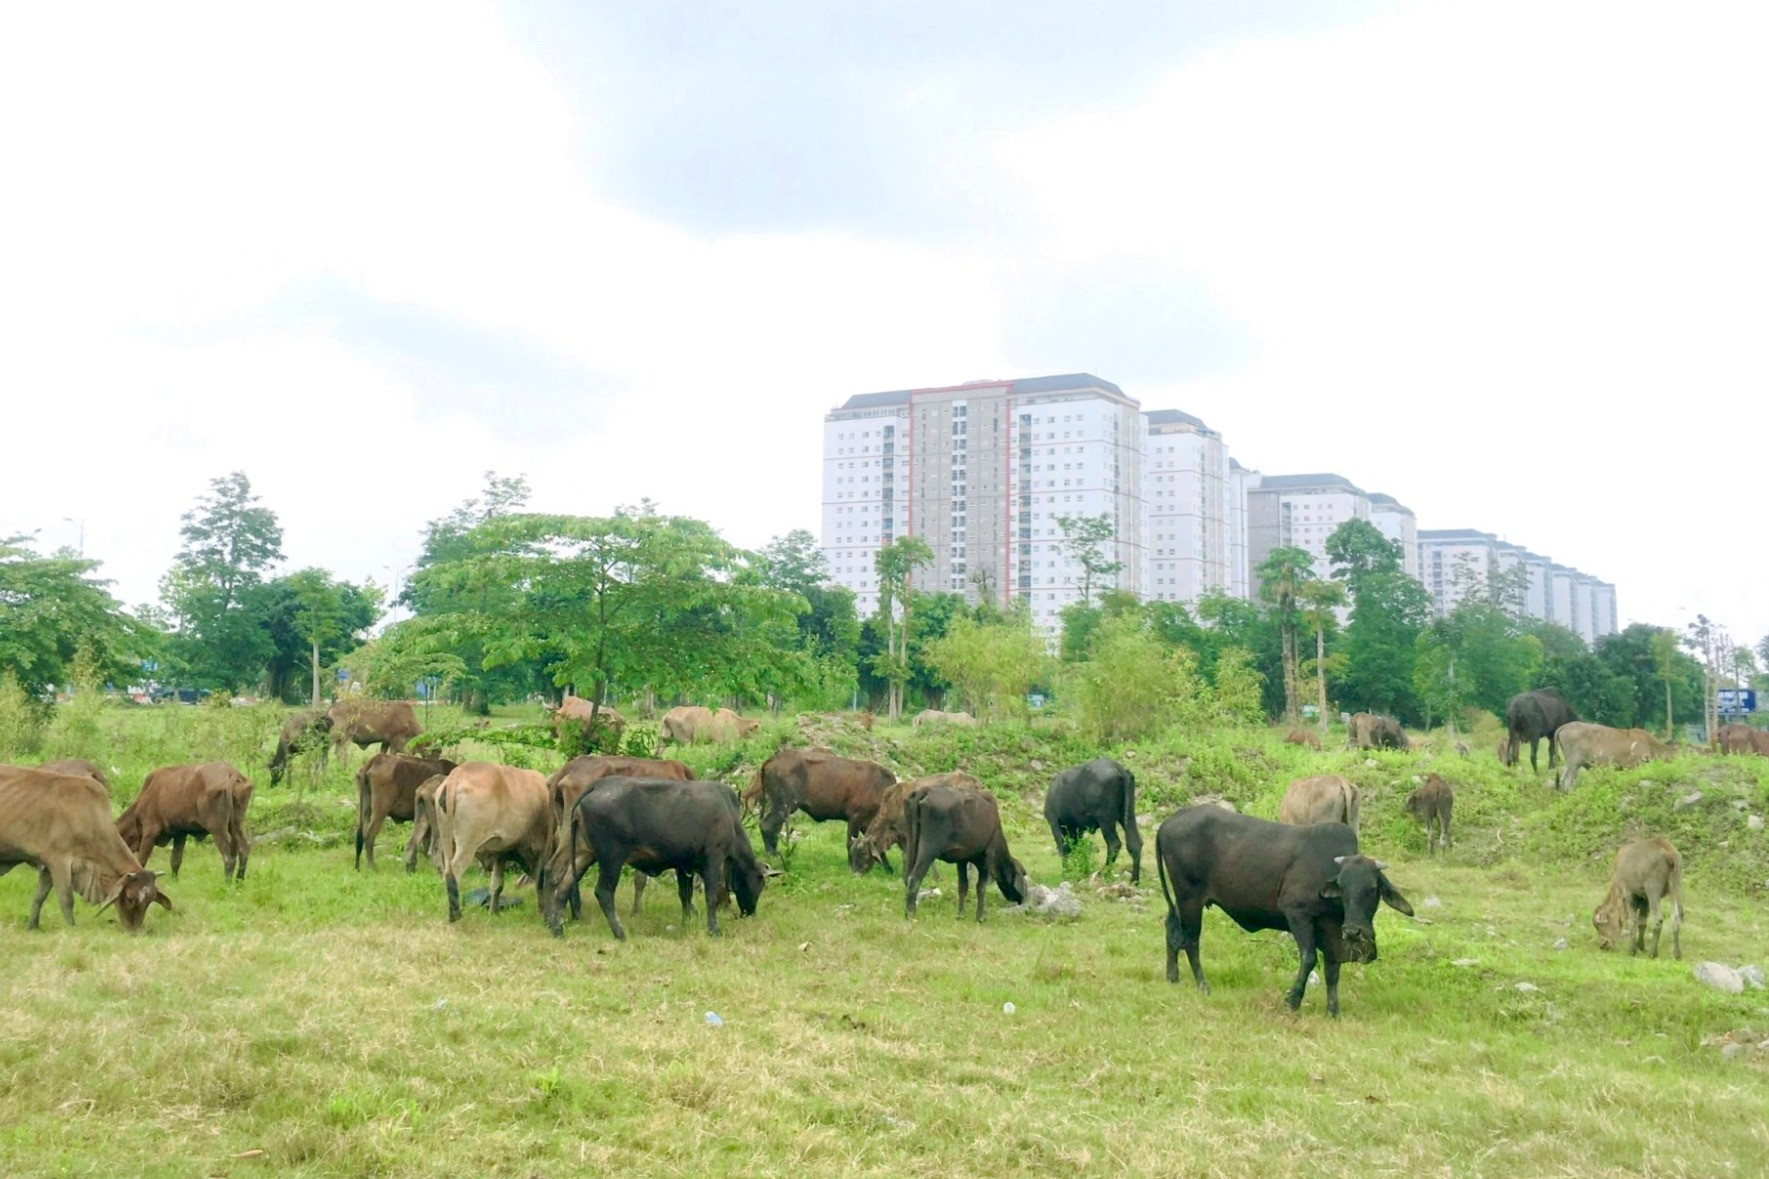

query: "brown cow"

left=1555, top=723, right=1674, bottom=791
left=902, top=784, right=1027, bottom=921
left=0, top=766, right=173, bottom=932
left=754, top=748, right=894, bottom=858
left=436, top=762, right=552, bottom=922
left=268, top=708, right=332, bottom=785
left=1284, top=728, right=1322, bottom=751
left=327, top=699, right=421, bottom=758
left=1277, top=775, right=1361, bottom=832
left=552, top=697, right=626, bottom=750
left=404, top=773, right=449, bottom=874
left=37, top=759, right=110, bottom=788
left=355, top=753, right=457, bottom=870
left=1717, top=723, right=1769, bottom=756
left=848, top=771, right=984, bottom=874
left=1593, top=837, right=1683, bottom=959
left=1403, top=774, right=1454, bottom=854
left=1347, top=713, right=1408, bottom=751
left=117, top=762, right=253, bottom=881
left=659, top=706, right=760, bottom=746
left=544, top=755, right=695, bottom=917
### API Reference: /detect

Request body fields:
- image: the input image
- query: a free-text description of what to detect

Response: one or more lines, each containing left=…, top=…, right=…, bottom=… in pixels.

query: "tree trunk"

left=1664, top=679, right=1674, bottom=742
left=1314, top=624, right=1328, bottom=733
left=309, top=638, right=321, bottom=708
left=1280, top=624, right=1298, bottom=726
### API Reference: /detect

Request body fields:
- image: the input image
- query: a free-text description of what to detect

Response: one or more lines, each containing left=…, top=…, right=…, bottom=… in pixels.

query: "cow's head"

left=1591, top=894, right=1628, bottom=951
left=1321, top=855, right=1411, bottom=963
left=96, top=870, right=173, bottom=933
left=737, top=717, right=762, bottom=739
left=998, top=857, right=1029, bottom=905
left=729, top=854, right=767, bottom=917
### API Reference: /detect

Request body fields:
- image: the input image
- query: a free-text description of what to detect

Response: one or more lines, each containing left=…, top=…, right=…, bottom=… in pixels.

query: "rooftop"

left=1255, top=472, right=1366, bottom=496
left=1368, top=492, right=1413, bottom=512
left=1419, top=528, right=1497, bottom=542
left=1144, top=408, right=1214, bottom=434
left=834, top=372, right=1127, bottom=412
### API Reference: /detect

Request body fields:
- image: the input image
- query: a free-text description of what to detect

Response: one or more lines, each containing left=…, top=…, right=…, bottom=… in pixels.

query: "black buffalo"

left=903, top=784, right=1027, bottom=921
left=1156, top=805, right=1413, bottom=1016
left=1504, top=689, right=1577, bottom=772
left=543, top=777, right=764, bottom=940
left=1044, top=758, right=1141, bottom=883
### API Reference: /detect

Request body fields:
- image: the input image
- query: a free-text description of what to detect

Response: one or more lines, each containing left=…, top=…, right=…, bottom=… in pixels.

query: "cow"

left=404, top=773, right=449, bottom=874
left=1717, top=723, right=1769, bottom=756
left=268, top=708, right=332, bottom=786
left=848, top=772, right=984, bottom=875
left=435, top=762, right=552, bottom=922
left=327, top=699, right=422, bottom=758
left=0, top=766, right=173, bottom=932
left=544, top=755, right=696, bottom=917
left=1156, top=805, right=1413, bottom=1016
left=355, top=753, right=457, bottom=870
left=116, top=762, right=253, bottom=882
left=1592, top=837, right=1683, bottom=959
left=543, top=777, right=765, bottom=940
left=1044, top=758, right=1141, bottom=883
left=1555, top=722, right=1674, bottom=791
left=1283, top=728, right=1322, bottom=751
left=911, top=709, right=978, bottom=730
left=37, top=759, right=110, bottom=788
left=659, top=705, right=761, bottom=746
left=902, top=784, right=1027, bottom=921
left=1502, top=689, right=1577, bottom=773
left=1346, top=713, right=1406, bottom=751
left=551, top=697, right=625, bottom=751
left=1403, top=774, right=1454, bottom=854
left=754, top=749, right=894, bottom=859
left=1277, top=775, right=1361, bottom=832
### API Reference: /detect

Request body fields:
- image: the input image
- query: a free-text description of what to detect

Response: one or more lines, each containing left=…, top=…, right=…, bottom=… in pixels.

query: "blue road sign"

left=1717, top=689, right=1757, bottom=713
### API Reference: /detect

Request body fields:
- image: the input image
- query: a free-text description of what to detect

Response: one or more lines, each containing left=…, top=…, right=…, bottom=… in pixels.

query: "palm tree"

left=1257, top=547, right=1317, bottom=726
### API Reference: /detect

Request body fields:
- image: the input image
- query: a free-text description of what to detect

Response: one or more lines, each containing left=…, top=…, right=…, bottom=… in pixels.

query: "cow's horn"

left=1333, top=855, right=1347, bottom=866
left=94, top=881, right=126, bottom=915
left=1372, top=860, right=1388, bottom=871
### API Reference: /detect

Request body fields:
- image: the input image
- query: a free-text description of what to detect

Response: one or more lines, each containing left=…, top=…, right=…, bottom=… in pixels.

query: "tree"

left=1650, top=628, right=1682, bottom=741
left=160, top=472, right=285, bottom=692
left=1596, top=624, right=1701, bottom=737
left=920, top=611, right=1052, bottom=722
left=1055, top=513, right=1123, bottom=607
left=872, top=536, right=933, bottom=722
left=1067, top=613, right=1210, bottom=743
left=0, top=536, right=153, bottom=696
left=1531, top=623, right=1632, bottom=727
left=1256, top=547, right=1317, bottom=725
left=1324, top=519, right=1429, bottom=723
left=759, top=530, right=861, bottom=707
left=258, top=569, right=382, bottom=705
left=1296, top=578, right=1346, bottom=731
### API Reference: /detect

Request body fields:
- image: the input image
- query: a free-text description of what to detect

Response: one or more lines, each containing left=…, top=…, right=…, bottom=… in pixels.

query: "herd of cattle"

left=0, top=688, right=1759, bottom=1015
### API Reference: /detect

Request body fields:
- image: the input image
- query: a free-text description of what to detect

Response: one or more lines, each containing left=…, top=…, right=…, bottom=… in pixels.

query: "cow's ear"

left=153, top=889, right=174, bottom=911
left=1378, top=875, right=1413, bottom=916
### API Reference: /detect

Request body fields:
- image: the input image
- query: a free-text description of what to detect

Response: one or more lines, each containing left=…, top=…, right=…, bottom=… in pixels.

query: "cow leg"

left=170, top=834, right=187, bottom=879
left=363, top=811, right=385, bottom=872
left=1642, top=884, right=1666, bottom=958
left=444, top=843, right=474, bottom=923
left=232, top=812, right=250, bottom=882
left=1529, top=739, right=1540, bottom=775
left=1101, top=822, right=1123, bottom=876
left=489, top=859, right=505, bottom=916
left=1169, top=899, right=1209, bottom=992
left=903, top=848, right=938, bottom=919
left=702, top=860, right=725, bottom=936
left=633, top=871, right=650, bottom=917
left=973, top=860, right=988, bottom=923
left=676, top=870, right=696, bottom=922
left=594, top=861, right=627, bottom=940
left=1322, top=954, right=1343, bottom=1018
left=1049, top=817, right=1068, bottom=860
left=1284, top=917, right=1319, bottom=1012
left=28, top=867, right=54, bottom=930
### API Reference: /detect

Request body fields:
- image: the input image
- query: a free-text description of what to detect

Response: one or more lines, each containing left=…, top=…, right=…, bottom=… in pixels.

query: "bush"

left=0, top=670, right=43, bottom=761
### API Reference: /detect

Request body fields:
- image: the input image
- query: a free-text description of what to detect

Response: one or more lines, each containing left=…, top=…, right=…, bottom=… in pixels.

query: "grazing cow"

left=754, top=749, right=894, bottom=859
left=903, top=785, right=1027, bottom=921
left=1044, top=758, right=1142, bottom=883
left=1277, top=775, right=1361, bottom=833
left=436, top=762, right=552, bottom=922
left=1403, top=774, right=1454, bottom=854
left=355, top=753, right=457, bottom=870
left=1284, top=728, right=1322, bottom=751
left=551, top=697, right=625, bottom=751
left=268, top=709, right=332, bottom=786
left=37, top=759, right=110, bottom=788
left=911, top=709, right=978, bottom=730
left=1502, top=689, right=1577, bottom=773
left=1346, top=713, right=1407, bottom=751
left=116, top=762, right=253, bottom=882
left=327, top=699, right=421, bottom=758
left=1555, top=723, right=1674, bottom=791
left=1593, top=837, right=1683, bottom=959
left=404, top=773, right=449, bottom=874
left=0, top=766, right=173, bottom=932
left=848, top=772, right=983, bottom=874
left=544, top=777, right=765, bottom=939
left=659, top=705, right=760, bottom=746
left=544, top=755, right=695, bottom=917
left=1717, top=723, right=1769, bottom=756
left=1156, top=805, right=1413, bottom=1016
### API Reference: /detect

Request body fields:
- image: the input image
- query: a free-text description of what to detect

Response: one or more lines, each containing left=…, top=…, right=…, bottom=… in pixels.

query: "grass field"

left=3, top=705, right=1768, bottom=1177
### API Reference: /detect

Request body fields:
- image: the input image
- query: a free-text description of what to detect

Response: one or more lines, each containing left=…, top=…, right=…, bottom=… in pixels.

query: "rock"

left=1721, top=1042, right=1746, bottom=1060
left=917, top=888, right=942, bottom=902
left=1638, top=780, right=1657, bottom=790
left=1732, top=799, right=1750, bottom=812
left=1749, top=815, right=1764, bottom=832
left=1694, top=962, right=1745, bottom=994
left=1451, top=958, right=1479, bottom=968
left=1421, top=895, right=1444, bottom=909
left=1740, top=965, right=1765, bottom=990
left=1675, top=791, right=1703, bottom=810
left=1029, top=760, right=1044, bottom=772
left=1019, top=881, right=1082, bottom=920
left=1364, top=758, right=1378, bottom=768
left=1515, top=981, right=1540, bottom=993
left=1553, top=938, right=1569, bottom=951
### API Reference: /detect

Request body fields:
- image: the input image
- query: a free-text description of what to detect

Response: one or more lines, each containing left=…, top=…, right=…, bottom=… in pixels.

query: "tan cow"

left=0, top=766, right=173, bottom=931
left=436, top=762, right=552, bottom=922
left=552, top=697, right=626, bottom=750
left=659, top=706, right=760, bottom=746
left=404, top=773, right=450, bottom=874
left=1347, top=713, right=1408, bottom=751
left=1593, top=837, right=1683, bottom=959
left=116, top=762, right=253, bottom=881
left=355, top=753, right=457, bottom=870
left=1717, top=723, right=1769, bottom=756
left=1283, top=728, right=1322, bottom=751
left=848, top=771, right=984, bottom=874
left=1403, top=774, right=1454, bottom=854
left=1277, top=775, right=1361, bottom=832
left=327, top=699, right=421, bottom=758
left=37, top=759, right=111, bottom=788
left=543, top=755, right=696, bottom=917
left=911, top=709, right=978, bottom=730
left=1555, top=723, right=1674, bottom=791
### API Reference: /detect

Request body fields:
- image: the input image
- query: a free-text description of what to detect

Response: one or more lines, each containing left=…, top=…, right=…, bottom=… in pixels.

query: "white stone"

left=1553, top=938, right=1569, bottom=951
left=1739, top=965, right=1765, bottom=990
left=1515, top=982, right=1540, bottom=993
left=1421, top=895, right=1444, bottom=909
left=1451, top=958, right=1479, bottom=968
left=1694, top=962, right=1745, bottom=994
left=1674, top=791, right=1703, bottom=810
left=1748, top=815, right=1764, bottom=832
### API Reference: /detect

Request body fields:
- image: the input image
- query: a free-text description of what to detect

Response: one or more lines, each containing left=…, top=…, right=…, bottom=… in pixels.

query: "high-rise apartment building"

left=1417, top=529, right=1618, bottom=643
left=1143, top=409, right=1231, bottom=604
left=1246, top=473, right=1371, bottom=590
left=1368, top=494, right=1418, bottom=577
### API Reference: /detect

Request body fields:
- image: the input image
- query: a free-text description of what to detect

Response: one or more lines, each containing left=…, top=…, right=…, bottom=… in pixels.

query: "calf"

left=1277, top=775, right=1361, bottom=832
left=545, top=777, right=764, bottom=940
left=1593, top=837, right=1683, bottom=959
left=1283, top=728, right=1322, bottom=751
left=1044, top=758, right=1141, bottom=883
left=1555, top=723, right=1673, bottom=790
left=755, top=748, right=894, bottom=858
left=436, top=762, right=552, bottom=922
left=1157, top=805, right=1412, bottom=1016
left=116, top=762, right=253, bottom=882
left=0, top=766, right=173, bottom=932
left=848, top=772, right=983, bottom=874
left=903, top=785, right=1027, bottom=921
left=544, top=755, right=695, bottom=918
left=355, top=753, right=456, bottom=870
left=404, top=773, right=450, bottom=874
left=1403, top=774, right=1454, bottom=854
left=269, top=709, right=332, bottom=786
left=1717, top=723, right=1769, bottom=756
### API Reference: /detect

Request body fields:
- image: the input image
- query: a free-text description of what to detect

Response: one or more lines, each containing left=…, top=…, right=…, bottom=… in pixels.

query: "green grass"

left=3, top=706, right=1768, bottom=1177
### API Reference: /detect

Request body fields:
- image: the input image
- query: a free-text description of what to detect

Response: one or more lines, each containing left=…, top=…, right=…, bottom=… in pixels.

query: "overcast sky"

left=3, top=2, right=1765, bottom=646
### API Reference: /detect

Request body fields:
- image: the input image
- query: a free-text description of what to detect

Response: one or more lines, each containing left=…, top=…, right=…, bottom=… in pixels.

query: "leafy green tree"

left=1, top=536, right=154, bottom=696
left=759, top=530, right=860, bottom=707
left=1296, top=578, right=1346, bottom=730
left=1256, top=546, right=1317, bottom=725
left=258, top=570, right=382, bottom=704
left=1059, top=589, right=1141, bottom=663
left=921, top=611, right=1052, bottom=722
left=872, top=535, right=933, bottom=722
left=1595, top=624, right=1702, bottom=737
left=1197, top=589, right=1284, bottom=717
left=1531, top=623, right=1633, bottom=726
left=1055, top=513, right=1123, bottom=606
left=1210, top=646, right=1267, bottom=726
left=1325, top=519, right=1429, bottom=722
left=1650, top=628, right=1682, bottom=739
left=1066, top=612, right=1209, bottom=742
left=160, top=472, right=285, bottom=691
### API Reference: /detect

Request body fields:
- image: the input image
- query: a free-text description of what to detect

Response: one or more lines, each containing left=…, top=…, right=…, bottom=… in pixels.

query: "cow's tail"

left=1155, top=826, right=1177, bottom=921
left=1120, top=767, right=1138, bottom=840
left=903, top=789, right=923, bottom=879
left=354, top=763, right=371, bottom=869
left=741, top=766, right=765, bottom=818
left=1668, top=847, right=1686, bottom=924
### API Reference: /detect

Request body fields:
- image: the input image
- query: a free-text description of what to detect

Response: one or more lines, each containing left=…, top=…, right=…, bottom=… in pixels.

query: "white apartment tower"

left=1367, top=494, right=1419, bottom=577
left=1246, top=473, right=1372, bottom=589
left=1143, top=409, right=1231, bottom=604
left=1417, top=529, right=1618, bottom=644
